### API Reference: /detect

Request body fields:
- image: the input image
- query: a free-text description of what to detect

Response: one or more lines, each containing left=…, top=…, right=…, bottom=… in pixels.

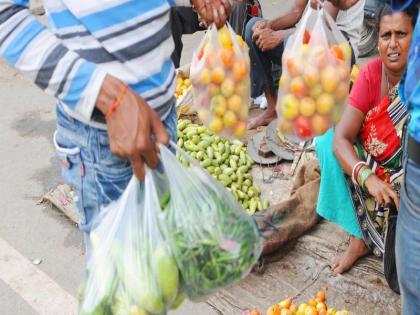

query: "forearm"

left=333, top=134, right=361, bottom=176
left=268, top=8, right=304, bottom=31
left=0, top=2, right=106, bottom=120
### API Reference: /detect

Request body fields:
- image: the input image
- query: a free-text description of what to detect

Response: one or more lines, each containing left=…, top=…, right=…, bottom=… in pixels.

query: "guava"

left=154, top=244, right=180, bottom=303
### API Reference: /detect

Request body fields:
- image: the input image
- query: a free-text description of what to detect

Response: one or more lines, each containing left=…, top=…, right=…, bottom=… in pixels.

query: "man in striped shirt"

left=0, top=0, right=231, bottom=248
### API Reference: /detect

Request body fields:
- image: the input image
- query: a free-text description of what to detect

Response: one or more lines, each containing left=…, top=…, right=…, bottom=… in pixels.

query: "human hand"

left=255, top=29, right=285, bottom=52
left=192, top=0, right=232, bottom=28
left=96, top=75, right=169, bottom=180
left=252, top=19, right=270, bottom=35
left=364, top=175, right=400, bottom=208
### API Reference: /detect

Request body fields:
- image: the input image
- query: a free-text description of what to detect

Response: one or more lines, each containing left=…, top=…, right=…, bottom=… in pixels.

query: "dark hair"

left=376, top=3, right=419, bottom=32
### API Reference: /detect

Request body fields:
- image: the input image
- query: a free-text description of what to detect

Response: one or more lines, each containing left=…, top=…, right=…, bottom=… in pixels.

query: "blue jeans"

left=53, top=102, right=177, bottom=252
left=245, top=17, right=285, bottom=98
left=396, top=138, right=420, bottom=314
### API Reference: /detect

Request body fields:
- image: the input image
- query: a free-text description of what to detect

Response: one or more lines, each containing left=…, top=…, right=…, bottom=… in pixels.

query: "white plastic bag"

left=158, top=143, right=262, bottom=301
left=276, top=6, right=351, bottom=140
left=190, top=23, right=250, bottom=139
left=79, top=170, right=182, bottom=315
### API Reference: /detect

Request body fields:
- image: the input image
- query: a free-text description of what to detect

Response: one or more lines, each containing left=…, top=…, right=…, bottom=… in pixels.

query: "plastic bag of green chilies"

left=158, top=142, right=262, bottom=301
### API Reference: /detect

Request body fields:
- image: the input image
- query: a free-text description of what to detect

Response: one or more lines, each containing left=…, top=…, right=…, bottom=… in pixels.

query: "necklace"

left=384, top=71, right=395, bottom=93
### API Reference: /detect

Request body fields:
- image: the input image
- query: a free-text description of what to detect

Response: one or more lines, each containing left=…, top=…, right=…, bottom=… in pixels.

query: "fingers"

left=374, top=185, right=399, bottom=209
left=252, top=23, right=259, bottom=33
left=382, top=192, right=391, bottom=208
left=252, top=31, right=260, bottom=42
left=202, top=0, right=229, bottom=28
left=256, top=35, right=263, bottom=49
left=150, top=109, right=169, bottom=145
left=142, top=141, right=159, bottom=169
left=130, top=155, right=145, bottom=180
left=221, top=0, right=232, bottom=16
left=387, top=187, right=400, bottom=208
left=212, top=6, right=222, bottom=28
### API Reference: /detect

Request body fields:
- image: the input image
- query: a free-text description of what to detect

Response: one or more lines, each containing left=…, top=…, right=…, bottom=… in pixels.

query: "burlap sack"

left=253, top=160, right=320, bottom=256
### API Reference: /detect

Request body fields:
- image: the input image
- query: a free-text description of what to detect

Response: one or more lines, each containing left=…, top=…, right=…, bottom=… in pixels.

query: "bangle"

left=354, top=163, right=365, bottom=184
left=357, top=166, right=373, bottom=188
left=351, top=161, right=367, bottom=184
left=105, top=84, right=128, bottom=119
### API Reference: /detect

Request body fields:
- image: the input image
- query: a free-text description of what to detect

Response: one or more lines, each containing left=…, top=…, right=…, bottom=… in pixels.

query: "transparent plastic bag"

left=190, top=23, right=250, bottom=139
left=79, top=171, right=182, bottom=315
left=276, top=6, right=351, bottom=140
left=158, top=143, right=262, bottom=301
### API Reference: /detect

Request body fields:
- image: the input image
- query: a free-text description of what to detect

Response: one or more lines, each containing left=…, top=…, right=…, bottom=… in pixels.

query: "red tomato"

left=293, top=116, right=313, bottom=139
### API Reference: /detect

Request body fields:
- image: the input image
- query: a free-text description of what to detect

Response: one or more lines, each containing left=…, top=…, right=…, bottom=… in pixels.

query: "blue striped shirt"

left=0, top=0, right=190, bottom=128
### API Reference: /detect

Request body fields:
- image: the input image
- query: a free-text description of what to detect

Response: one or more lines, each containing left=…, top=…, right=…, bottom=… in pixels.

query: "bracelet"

left=354, top=163, right=366, bottom=184
left=357, top=166, right=374, bottom=189
left=105, top=84, right=128, bottom=119
left=351, top=161, right=367, bottom=184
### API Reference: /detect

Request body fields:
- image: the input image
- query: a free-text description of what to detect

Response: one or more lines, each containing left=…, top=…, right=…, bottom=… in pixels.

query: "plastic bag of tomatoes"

left=276, top=5, right=352, bottom=140
left=190, top=23, right=250, bottom=139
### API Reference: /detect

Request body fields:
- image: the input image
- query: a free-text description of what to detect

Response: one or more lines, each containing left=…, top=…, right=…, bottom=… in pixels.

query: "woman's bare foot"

left=247, top=110, right=277, bottom=130
left=330, top=237, right=369, bottom=274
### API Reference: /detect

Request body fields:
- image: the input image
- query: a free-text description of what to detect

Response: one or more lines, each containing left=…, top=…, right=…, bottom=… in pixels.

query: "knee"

left=245, top=17, right=260, bottom=46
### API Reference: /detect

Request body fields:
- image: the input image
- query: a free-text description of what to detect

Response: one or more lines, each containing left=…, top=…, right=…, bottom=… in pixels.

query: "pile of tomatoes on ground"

left=244, top=291, right=350, bottom=315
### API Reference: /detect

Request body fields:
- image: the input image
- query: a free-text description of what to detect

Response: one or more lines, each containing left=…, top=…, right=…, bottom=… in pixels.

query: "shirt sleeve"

left=167, top=0, right=192, bottom=6
left=348, top=65, right=373, bottom=115
left=0, top=1, right=107, bottom=121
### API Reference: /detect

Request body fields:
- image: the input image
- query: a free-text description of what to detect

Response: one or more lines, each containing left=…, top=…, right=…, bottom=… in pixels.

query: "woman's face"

left=378, top=12, right=414, bottom=75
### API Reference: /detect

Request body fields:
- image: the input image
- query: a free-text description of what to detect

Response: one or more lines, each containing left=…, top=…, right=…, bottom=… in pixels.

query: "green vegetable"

left=154, top=244, right=179, bottom=303
left=176, top=119, right=267, bottom=214
left=162, top=187, right=261, bottom=300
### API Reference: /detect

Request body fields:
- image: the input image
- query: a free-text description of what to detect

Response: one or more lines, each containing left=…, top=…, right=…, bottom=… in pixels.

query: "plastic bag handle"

left=293, top=5, right=314, bottom=46
left=322, top=7, right=337, bottom=32
left=318, top=5, right=347, bottom=45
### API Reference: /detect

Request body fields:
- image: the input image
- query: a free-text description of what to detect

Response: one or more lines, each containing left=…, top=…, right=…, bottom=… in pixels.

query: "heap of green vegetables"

left=159, top=186, right=261, bottom=301
left=176, top=119, right=269, bottom=214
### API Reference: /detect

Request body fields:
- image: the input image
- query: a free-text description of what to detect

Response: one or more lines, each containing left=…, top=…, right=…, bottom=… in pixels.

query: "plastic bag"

left=190, top=23, right=250, bottom=139
left=79, top=171, right=183, bottom=315
left=158, top=143, right=262, bottom=301
left=276, top=6, right=351, bottom=140
left=175, top=64, right=194, bottom=118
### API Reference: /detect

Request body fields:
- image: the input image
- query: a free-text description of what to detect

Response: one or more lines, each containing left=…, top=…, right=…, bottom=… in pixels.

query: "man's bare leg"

left=247, top=84, right=277, bottom=129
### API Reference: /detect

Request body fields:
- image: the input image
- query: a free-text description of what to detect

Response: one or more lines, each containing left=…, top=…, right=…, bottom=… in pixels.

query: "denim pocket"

left=54, top=131, right=86, bottom=224
left=94, top=131, right=132, bottom=206
left=94, top=163, right=132, bottom=206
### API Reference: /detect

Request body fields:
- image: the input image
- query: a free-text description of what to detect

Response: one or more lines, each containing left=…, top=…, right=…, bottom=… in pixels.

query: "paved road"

left=0, top=1, right=298, bottom=314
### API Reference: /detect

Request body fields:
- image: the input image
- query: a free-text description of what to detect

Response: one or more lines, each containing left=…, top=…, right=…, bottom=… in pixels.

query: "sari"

left=347, top=86, right=408, bottom=257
